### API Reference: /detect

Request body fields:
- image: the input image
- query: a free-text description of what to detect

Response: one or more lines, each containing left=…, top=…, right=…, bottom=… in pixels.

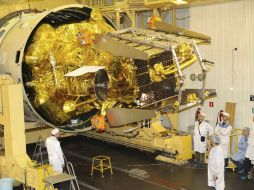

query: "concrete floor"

left=17, top=135, right=254, bottom=190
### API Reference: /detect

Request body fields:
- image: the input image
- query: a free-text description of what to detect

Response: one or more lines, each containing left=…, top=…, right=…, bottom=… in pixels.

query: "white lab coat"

left=246, top=125, right=254, bottom=161
left=215, top=122, right=232, bottom=158
left=45, top=136, right=65, bottom=173
left=208, top=145, right=225, bottom=190
left=194, top=120, right=214, bottom=153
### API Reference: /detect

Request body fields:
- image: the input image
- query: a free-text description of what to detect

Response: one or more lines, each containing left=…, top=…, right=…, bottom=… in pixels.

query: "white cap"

left=222, top=112, right=230, bottom=118
left=198, top=112, right=206, bottom=117
left=210, top=134, right=221, bottom=144
left=243, top=127, right=250, bottom=132
left=51, top=128, right=60, bottom=136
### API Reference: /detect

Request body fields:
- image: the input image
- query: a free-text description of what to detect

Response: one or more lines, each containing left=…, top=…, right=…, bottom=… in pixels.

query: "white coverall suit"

left=45, top=136, right=65, bottom=173
left=208, top=145, right=225, bottom=190
left=215, top=122, right=232, bottom=158
left=246, top=125, right=254, bottom=163
left=194, top=120, right=214, bottom=153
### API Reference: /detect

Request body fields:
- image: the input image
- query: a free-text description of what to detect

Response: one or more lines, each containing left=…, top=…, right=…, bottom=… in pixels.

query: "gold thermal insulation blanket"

left=25, top=9, right=115, bottom=124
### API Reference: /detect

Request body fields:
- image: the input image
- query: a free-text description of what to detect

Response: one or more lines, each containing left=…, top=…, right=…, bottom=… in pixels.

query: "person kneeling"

left=241, top=117, right=254, bottom=180
left=230, top=127, right=249, bottom=174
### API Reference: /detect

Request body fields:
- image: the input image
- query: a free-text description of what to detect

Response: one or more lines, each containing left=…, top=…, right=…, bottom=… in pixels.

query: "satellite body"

left=0, top=4, right=215, bottom=163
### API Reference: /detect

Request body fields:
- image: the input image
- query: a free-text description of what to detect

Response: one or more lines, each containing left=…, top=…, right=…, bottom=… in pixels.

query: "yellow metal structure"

left=77, top=0, right=239, bottom=29
left=85, top=114, right=193, bottom=164
left=91, top=155, right=113, bottom=177
left=187, top=93, right=198, bottom=103
left=167, top=113, right=178, bottom=130
left=0, top=75, right=55, bottom=190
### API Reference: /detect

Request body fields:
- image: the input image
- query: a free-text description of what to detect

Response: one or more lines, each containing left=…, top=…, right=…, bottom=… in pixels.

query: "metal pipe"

left=172, top=9, right=176, bottom=25
left=116, top=9, right=120, bottom=30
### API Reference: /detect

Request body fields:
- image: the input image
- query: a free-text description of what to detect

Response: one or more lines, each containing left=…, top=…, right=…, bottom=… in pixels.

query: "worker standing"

left=193, top=112, right=214, bottom=166
left=215, top=112, right=232, bottom=167
left=45, top=128, right=65, bottom=173
left=208, top=135, right=225, bottom=190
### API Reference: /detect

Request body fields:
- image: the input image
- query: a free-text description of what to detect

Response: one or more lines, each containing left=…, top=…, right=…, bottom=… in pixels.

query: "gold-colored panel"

left=106, top=108, right=156, bottom=126
left=155, top=21, right=211, bottom=43
left=135, top=45, right=152, bottom=51
left=111, top=37, right=120, bottom=41
left=143, top=48, right=164, bottom=57
left=95, top=34, right=150, bottom=60
left=126, top=42, right=140, bottom=47
left=117, top=39, right=130, bottom=43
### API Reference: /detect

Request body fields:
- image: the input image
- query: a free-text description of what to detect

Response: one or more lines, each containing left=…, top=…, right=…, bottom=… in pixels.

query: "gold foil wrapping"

left=24, top=8, right=196, bottom=126
left=25, top=9, right=116, bottom=124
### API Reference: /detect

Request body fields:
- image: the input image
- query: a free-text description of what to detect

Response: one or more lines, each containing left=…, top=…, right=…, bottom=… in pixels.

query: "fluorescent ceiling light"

left=170, top=0, right=188, bottom=5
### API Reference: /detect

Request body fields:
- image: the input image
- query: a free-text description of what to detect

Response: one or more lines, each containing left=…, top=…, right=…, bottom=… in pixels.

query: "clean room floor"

left=16, top=135, right=254, bottom=190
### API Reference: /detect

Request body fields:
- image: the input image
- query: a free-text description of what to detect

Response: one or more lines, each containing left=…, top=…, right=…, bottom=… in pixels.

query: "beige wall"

left=0, top=0, right=78, bottom=18
left=179, top=0, right=254, bottom=131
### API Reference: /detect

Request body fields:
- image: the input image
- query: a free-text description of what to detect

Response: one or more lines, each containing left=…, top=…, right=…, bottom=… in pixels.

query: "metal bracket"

left=110, top=27, right=133, bottom=35
left=171, top=47, right=184, bottom=108
left=192, top=41, right=207, bottom=103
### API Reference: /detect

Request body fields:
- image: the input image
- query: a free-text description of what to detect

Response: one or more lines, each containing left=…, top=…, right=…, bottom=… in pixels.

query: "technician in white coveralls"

left=193, top=112, right=214, bottom=165
left=208, top=135, right=225, bottom=190
left=45, top=128, right=65, bottom=173
left=215, top=112, right=232, bottom=167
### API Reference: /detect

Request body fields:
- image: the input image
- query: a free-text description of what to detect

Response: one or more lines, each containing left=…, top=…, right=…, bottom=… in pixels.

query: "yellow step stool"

left=91, top=155, right=113, bottom=177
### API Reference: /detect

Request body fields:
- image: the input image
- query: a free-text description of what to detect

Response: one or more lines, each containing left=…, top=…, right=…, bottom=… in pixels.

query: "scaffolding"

left=77, top=0, right=151, bottom=29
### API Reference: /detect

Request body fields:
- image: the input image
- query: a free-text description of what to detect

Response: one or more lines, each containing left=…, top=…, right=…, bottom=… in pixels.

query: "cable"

left=27, top=0, right=31, bottom=10
left=176, top=16, right=190, bottom=20
left=231, top=48, right=237, bottom=91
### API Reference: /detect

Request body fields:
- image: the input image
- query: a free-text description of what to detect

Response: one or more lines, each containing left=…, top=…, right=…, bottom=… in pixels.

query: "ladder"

left=43, top=149, right=80, bottom=190
left=32, top=136, right=49, bottom=166
left=64, top=153, right=80, bottom=190
left=43, top=160, right=80, bottom=190
left=66, top=162, right=80, bottom=190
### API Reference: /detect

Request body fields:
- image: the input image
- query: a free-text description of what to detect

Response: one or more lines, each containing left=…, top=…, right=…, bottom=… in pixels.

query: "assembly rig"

left=0, top=4, right=215, bottom=165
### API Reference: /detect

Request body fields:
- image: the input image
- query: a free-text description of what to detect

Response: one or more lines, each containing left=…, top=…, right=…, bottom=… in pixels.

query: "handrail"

left=63, top=153, right=80, bottom=190
left=229, top=129, right=243, bottom=157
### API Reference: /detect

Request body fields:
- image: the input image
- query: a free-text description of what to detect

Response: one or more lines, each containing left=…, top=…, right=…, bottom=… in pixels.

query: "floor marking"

left=127, top=163, right=163, bottom=167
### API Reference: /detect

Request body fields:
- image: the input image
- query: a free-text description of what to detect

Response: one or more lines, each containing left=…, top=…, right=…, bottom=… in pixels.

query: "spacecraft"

left=0, top=4, right=215, bottom=163
left=0, top=4, right=115, bottom=131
